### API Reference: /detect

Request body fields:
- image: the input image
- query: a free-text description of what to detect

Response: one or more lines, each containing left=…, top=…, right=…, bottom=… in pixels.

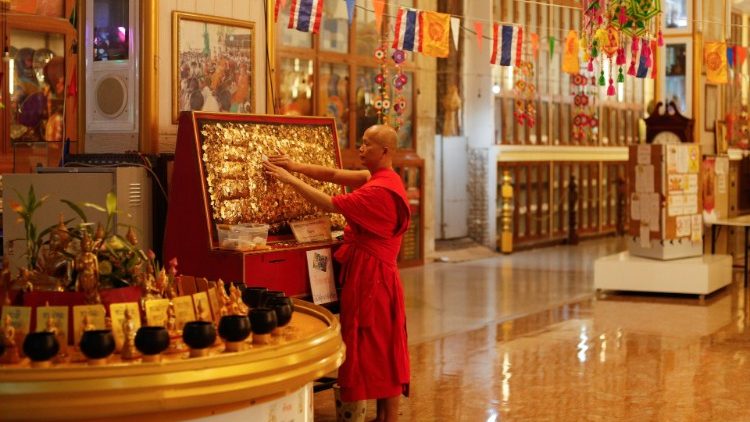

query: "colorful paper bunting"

left=474, top=21, right=483, bottom=52
left=288, top=0, right=324, bottom=34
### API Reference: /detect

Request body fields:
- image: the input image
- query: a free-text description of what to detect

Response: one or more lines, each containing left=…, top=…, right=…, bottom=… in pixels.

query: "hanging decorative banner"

left=490, top=24, right=521, bottom=66
left=474, top=21, right=483, bottom=52
left=705, top=41, right=728, bottom=84
left=513, top=61, right=537, bottom=128
left=736, top=45, right=748, bottom=68
left=450, top=16, right=460, bottom=51
left=562, top=30, right=580, bottom=74
left=530, top=33, right=539, bottom=60
left=288, top=0, right=324, bottom=34
left=275, top=0, right=288, bottom=22
left=571, top=73, right=596, bottom=143
left=345, top=0, right=355, bottom=24
left=728, top=46, right=735, bottom=68
left=391, top=49, right=409, bottom=129
left=420, top=11, right=451, bottom=58
left=393, top=7, right=422, bottom=52
left=549, top=36, right=555, bottom=59
left=373, top=0, right=386, bottom=34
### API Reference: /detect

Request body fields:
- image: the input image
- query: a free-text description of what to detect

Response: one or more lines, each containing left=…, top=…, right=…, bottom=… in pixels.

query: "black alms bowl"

left=260, top=290, right=285, bottom=308
left=268, top=297, right=293, bottom=328
left=250, top=307, right=277, bottom=335
left=218, top=315, right=251, bottom=342
left=23, top=331, right=60, bottom=362
left=79, top=329, right=116, bottom=360
left=182, top=321, right=216, bottom=350
left=241, top=286, right=268, bottom=308
left=134, top=326, right=170, bottom=356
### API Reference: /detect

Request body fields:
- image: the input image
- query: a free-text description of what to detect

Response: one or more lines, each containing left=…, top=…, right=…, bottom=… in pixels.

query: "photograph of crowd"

left=173, top=13, right=255, bottom=122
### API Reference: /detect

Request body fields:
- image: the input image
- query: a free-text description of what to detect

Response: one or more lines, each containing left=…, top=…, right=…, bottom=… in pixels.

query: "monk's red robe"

left=332, top=167, right=411, bottom=402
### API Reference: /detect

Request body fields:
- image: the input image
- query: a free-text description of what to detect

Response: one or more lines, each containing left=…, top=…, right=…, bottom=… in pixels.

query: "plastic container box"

left=217, top=223, right=269, bottom=251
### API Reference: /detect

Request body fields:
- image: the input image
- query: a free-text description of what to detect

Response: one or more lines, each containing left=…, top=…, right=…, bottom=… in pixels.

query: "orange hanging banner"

left=474, top=21, right=483, bottom=52
left=373, top=0, right=386, bottom=33
left=420, top=11, right=451, bottom=58
left=562, top=30, right=580, bottom=74
left=705, top=41, right=728, bottom=84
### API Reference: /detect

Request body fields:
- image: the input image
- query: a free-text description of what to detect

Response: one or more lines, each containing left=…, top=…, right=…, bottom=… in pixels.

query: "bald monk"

left=263, top=125, right=410, bottom=422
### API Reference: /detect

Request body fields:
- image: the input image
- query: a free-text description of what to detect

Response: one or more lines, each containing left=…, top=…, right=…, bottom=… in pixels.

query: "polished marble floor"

left=314, top=237, right=750, bottom=421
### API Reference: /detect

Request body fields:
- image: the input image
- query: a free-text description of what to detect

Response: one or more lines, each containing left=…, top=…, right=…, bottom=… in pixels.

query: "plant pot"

left=134, top=326, right=170, bottom=362
left=79, top=330, right=116, bottom=365
left=23, top=331, right=60, bottom=367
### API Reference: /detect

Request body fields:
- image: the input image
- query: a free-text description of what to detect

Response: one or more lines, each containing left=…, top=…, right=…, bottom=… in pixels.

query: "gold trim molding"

left=0, top=300, right=344, bottom=420
left=496, top=145, right=628, bottom=162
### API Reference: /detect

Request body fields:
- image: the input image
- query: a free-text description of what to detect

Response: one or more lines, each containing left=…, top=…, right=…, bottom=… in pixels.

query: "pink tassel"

left=607, top=79, right=616, bottom=96
left=632, top=36, right=639, bottom=54
left=618, top=6, right=627, bottom=26
left=657, top=30, right=663, bottom=47
left=588, top=59, right=594, bottom=72
left=643, top=39, right=651, bottom=68
left=627, top=60, right=636, bottom=76
left=616, top=47, right=626, bottom=65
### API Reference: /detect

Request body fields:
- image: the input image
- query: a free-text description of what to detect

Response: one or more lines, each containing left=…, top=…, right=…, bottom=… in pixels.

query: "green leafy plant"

left=9, top=185, right=59, bottom=271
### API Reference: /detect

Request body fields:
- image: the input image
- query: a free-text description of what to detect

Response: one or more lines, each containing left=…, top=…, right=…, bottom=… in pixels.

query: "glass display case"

left=0, top=0, right=77, bottom=171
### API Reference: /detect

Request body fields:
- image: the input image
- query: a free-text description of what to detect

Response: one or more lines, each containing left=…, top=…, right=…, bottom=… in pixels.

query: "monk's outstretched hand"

left=263, top=160, right=297, bottom=185
left=267, top=150, right=296, bottom=171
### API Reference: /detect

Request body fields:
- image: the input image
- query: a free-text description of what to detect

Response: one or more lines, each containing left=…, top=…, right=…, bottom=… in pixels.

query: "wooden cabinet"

left=0, top=1, right=78, bottom=172
left=498, top=160, right=627, bottom=249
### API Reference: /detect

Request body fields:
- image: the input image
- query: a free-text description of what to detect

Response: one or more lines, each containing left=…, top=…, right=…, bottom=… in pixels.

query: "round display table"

left=0, top=299, right=344, bottom=421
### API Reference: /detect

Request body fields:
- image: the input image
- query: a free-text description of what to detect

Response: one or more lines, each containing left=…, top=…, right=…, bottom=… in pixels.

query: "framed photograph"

left=704, top=85, right=718, bottom=132
left=715, top=120, right=728, bottom=155
left=172, top=12, right=255, bottom=122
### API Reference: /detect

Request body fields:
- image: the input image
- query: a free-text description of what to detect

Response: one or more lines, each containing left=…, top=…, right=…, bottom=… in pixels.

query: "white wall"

left=156, top=0, right=268, bottom=152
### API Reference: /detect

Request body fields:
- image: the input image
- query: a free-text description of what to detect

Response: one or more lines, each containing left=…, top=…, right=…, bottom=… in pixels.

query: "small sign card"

left=1, top=306, right=32, bottom=337
left=145, top=298, right=171, bottom=326
left=291, top=217, right=332, bottom=243
left=306, top=248, right=337, bottom=304
left=36, top=305, right=69, bottom=344
left=72, top=304, right=106, bottom=344
left=192, top=292, right=212, bottom=322
left=172, top=295, right=196, bottom=330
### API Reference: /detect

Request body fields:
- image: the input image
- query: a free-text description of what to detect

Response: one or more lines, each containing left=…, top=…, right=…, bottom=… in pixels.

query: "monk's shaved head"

left=366, top=125, right=398, bottom=151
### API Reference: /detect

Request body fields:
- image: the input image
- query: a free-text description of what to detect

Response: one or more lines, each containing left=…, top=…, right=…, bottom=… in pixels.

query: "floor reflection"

left=314, top=237, right=750, bottom=421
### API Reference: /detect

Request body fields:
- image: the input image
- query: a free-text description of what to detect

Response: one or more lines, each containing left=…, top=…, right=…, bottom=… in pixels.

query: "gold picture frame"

left=172, top=12, right=255, bottom=123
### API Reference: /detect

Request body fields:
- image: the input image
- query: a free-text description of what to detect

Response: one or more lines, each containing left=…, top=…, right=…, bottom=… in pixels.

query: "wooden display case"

left=164, top=112, right=345, bottom=298
left=498, top=160, right=627, bottom=249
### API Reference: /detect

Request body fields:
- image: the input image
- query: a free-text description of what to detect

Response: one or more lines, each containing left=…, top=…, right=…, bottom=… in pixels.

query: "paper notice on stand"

left=685, top=195, right=698, bottom=215
left=290, top=217, right=332, bottom=243
left=637, top=145, right=652, bottom=164
left=687, top=174, right=698, bottom=193
left=639, top=225, right=651, bottom=248
left=668, top=194, right=686, bottom=216
left=306, top=248, right=338, bottom=304
left=676, top=146, right=689, bottom=173
left=667, top=145, right=678, bottom=173
left=630, top=194, right=641, bottom=220
left=72, top=304, right=106, bottom=344
left=36, top=306, right=68, bottom=344
left=691, top=214, right=703, bottom=242
left=641, top=193, right=660, bottom=231
left=635, top=165, right=655, bottom=193
left=676, top=215, right=691, bottom=237
left=145, top=298, right=171, bottom=326
left=1, top=306, right=32, bottom=338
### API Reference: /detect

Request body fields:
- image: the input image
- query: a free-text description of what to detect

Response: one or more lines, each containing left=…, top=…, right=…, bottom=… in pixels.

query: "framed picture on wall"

left=172, top=12, right=255, bottom=122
